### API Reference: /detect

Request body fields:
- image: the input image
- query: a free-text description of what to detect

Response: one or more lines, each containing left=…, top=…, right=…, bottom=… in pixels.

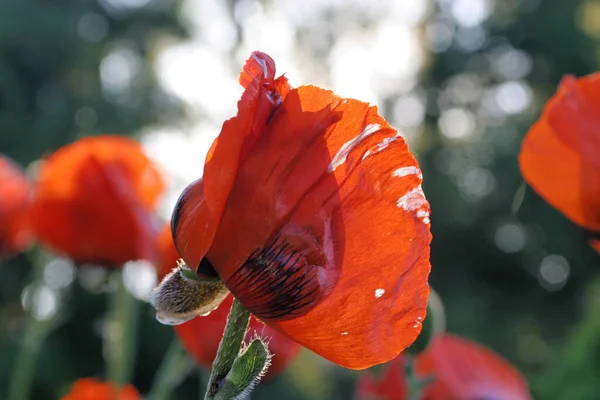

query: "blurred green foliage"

left=0, top=0, right=187, bottom=398
left=0, top=0, right=185, bottom=166
left=1, top=0, right=600, bottom=399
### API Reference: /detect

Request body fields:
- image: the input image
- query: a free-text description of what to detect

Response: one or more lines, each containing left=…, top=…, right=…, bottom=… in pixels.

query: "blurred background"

left=1, top=0, right=600, bottom=399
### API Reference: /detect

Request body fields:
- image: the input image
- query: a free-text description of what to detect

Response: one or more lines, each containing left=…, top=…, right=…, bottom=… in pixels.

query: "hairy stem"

left=204, top=298, right=251, bottom=399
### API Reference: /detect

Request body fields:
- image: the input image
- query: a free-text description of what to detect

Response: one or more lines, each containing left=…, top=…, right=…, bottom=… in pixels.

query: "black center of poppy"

left=226, top=236, right=322, bottom=321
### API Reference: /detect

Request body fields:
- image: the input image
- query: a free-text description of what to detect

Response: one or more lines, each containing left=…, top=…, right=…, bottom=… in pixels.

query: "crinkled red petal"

left=176, top=52, right=291, bottom=272
left=202, top=52, right=290, bottom=233
left=207, top=85, right=431, bottom=369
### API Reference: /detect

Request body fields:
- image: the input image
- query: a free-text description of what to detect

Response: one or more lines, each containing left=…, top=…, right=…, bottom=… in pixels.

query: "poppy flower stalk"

left=147, top=340, right=193, bottom=400
left=106, top=270, right=142, bottom=388
left=8, top=249, right=61, bottom=400
left=404, top=358, right=434, bottom=400
left=203, top=299, right=272, bottom=400
left=206, top=299, right=251, bottom=396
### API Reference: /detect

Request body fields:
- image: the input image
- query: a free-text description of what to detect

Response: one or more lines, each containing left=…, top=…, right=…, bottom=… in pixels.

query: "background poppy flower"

left=519, top=73, right=600, bottom=250
left=169, top=51, right=432, bottom=369
left=355, top=333, right=532, bottom=400
left=156, top=225, right=301, bottom=378
left=31, top=135, right=165, bottom=267
left=61, top=378, right=140, bottom=400
left=0, top=154, right=33, bottom=257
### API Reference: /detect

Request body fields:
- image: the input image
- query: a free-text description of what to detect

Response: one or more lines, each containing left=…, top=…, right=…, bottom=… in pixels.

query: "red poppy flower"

left=519, top=73, right=600, bottom=251
left=0, top=154, right=33, bottom=257
left=31, top=135, right=165, bottom=266
left=355, top=333, right=532, bottom=400
left=156, top=225, right=301, bottom=377
left=61, top=378, right=140, bottom=400
left=168, top=51, right=432, bottom=369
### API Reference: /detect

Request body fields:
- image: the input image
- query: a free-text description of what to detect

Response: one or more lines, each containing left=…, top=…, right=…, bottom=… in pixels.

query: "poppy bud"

left=207, top=338, right=272, bottom=400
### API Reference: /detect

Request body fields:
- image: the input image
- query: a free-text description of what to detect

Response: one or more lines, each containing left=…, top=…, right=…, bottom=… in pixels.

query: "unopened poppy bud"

left=209, top=337, right=272, bottom=400
left=151, top=260, right=229, bottom=325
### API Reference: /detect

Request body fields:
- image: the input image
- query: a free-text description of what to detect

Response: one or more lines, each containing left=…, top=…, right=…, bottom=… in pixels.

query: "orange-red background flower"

left=355, top=333, right=531, bottom=400
left=31, top=135, right=165, bottom=266
left=171, top=51, right=432, bottom=370
left=519, top=73, right=600, bottom=251
left=0, top=154, right=33, bottom=257
left=61, top=378, right=140, bottom=400
left=156, top=225, right=301, bottom=378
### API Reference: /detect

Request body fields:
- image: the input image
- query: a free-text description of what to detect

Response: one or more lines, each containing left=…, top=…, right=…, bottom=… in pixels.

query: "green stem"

left=148, top=339, right=193, bottom=400
left=106, top=269, right=141, bottom=387
left=405, top=356, right=434, bottom=400
left=148, top=339, right=192, bottom=400
left=7, top=249, right=51, bottom=400
left=7, top=319, right=50, bottom=400
left=204, top=298, right=251, bottom=400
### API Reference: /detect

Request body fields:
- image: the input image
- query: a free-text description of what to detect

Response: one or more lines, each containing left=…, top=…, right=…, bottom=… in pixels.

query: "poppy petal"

left=207, top=86, right=431, bottom=369
left=354, top=356, right=407, bottom=400
left=202, top=51, right=290, bottom=237
left=90, top=157, right=157, bottom=262
left=32, top=135, right=165, bottom=266
left=519, top=73, right=600, bottom=232
left=355, top=334, right=531, bottom=400
left=0, top=155, right=33, bottom=257
left=174, top=53, right=291, bottom=273
left=417, top=334, right=531, bottom=400
left=61, top=378, right=141, bottom=400
left=170, top=179, right=218, bottom=275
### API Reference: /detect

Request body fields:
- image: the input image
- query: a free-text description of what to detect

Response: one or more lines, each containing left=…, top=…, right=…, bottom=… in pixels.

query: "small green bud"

left=211, top=337, right=272, bottom=400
